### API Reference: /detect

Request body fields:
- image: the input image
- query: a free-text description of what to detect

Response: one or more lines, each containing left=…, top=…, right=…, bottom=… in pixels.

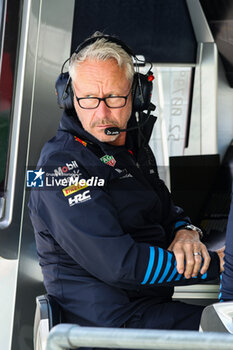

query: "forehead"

left=74, top=58, right=130, bottom=89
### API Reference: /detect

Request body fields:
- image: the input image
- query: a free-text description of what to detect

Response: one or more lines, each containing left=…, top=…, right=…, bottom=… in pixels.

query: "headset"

left=55, top=34, right=155, bottom=113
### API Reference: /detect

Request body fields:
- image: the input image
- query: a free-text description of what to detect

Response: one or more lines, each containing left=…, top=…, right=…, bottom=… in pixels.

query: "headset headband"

left=74, top=35, right=135, bottom=58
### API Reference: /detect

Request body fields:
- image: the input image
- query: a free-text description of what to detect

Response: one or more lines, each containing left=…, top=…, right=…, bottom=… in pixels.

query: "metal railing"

left=46, top=324, right=233, bottom=350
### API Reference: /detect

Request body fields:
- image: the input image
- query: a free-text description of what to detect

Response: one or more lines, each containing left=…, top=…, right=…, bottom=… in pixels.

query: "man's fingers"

left=200, top=247, right=211, bottom=275
left=191, top=254, right=202, bottom=277
left=189, top=242, right=204, bottom=277
left=182, top=243, right=196, bottom=278
left=173, top=242, right=208, bottom=278
left=173, top=242, right=197, bottom=277
left=169, top=231, right=211, bottom=279
left=216, top=246, right=225, bottom=273
left=173, top=247, right=185, bottom=274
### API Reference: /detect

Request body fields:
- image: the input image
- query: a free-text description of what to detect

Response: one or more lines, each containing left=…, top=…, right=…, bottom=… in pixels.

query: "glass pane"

left=0, top=0, right=21, bottom=196
left=149, top=66, right=193, bottom=164
left=138, top=64, right=193, bottom=186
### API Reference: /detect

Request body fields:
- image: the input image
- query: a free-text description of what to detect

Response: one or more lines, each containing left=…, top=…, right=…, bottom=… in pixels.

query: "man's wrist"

left=173, top=224, right=203, bottom=241
left=173, top=221, right=190, bottom=235
left=181, top=224, right=203, bottom=240
left=174, top=228, right=200, bottom=241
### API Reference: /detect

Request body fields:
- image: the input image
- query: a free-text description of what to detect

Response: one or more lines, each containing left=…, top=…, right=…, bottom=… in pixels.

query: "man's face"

left=72, top=58, right=132, bottom=145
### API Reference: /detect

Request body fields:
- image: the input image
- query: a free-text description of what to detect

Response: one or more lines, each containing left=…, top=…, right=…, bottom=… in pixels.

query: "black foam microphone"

left=104, top=103, right=156, bottom=136
left=105, top=125, right=139, bottom=135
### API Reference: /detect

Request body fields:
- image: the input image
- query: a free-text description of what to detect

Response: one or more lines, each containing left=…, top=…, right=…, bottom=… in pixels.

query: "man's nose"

left=95, top=100, right=110, bottom=116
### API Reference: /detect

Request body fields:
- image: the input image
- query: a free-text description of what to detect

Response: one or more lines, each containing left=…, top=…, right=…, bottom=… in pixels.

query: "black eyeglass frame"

left=75, top=90, right=132, bottom=109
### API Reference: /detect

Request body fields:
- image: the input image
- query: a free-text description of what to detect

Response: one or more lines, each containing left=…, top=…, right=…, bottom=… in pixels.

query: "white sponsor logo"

left=120, top=173, right=133, bottom=179
left=115, top=168, right=133, bottom=179
left=54, top=161, right=79, bottom=176
left=68, top=190, right=91, bottom=206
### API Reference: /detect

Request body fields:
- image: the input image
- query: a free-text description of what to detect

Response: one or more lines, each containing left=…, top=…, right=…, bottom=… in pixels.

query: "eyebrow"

left=73, top=82, right=131, bottom=97
left=80, top=91, right=128, bottom=98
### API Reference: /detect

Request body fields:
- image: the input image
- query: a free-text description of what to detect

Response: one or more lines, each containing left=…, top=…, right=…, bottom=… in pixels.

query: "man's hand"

left=216, top=246, right=225, bottom=273
left=168, top=229, right=210, bottom=279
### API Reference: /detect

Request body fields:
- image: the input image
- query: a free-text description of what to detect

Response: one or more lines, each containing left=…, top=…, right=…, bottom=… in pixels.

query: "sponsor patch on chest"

left=68, top=190, right=91, bottom=206
left=100, top=155, right=116, bottom=167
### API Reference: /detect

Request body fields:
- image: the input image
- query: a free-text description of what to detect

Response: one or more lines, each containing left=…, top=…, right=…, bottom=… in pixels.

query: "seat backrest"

left=200, top=301, right=233, bottom=333
left=34, top=294, right=62, bottom=350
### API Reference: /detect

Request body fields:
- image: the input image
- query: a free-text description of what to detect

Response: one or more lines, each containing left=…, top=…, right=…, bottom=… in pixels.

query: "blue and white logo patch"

left=26, top=168, right=45, bottom=187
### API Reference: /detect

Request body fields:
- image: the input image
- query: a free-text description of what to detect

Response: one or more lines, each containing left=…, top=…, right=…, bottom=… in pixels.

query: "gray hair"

left=69, top=32, right=135, bottom=83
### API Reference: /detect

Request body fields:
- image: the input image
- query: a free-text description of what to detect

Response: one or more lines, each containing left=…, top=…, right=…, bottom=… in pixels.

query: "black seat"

left=34, top=294, right=62, bottom=350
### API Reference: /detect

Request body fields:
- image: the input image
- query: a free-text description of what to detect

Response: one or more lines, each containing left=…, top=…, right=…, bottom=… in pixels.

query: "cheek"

left=75, top=104, right=90, bottom=129
left=123, top=104, right=132, bottom=124
left=124, top=95, right=132, bottom=121
left=114, top=99, right=132, bottom=124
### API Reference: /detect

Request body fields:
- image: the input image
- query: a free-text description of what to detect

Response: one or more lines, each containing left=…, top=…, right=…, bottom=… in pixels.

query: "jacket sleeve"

left=219, top=183, right=233, bottom=301
left=30, top=162, right=220, bottom=290
left=151, top=177, right=191, bottom=244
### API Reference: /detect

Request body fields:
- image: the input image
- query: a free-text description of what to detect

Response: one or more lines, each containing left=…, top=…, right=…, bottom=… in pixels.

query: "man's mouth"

left=96, top=124, right=114, bottom=128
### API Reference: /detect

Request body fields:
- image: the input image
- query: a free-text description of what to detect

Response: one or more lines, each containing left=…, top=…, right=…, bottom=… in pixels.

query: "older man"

left=28, top=32, right=223, bottom=332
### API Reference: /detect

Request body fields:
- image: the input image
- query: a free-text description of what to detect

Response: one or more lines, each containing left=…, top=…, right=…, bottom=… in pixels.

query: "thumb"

left=167, top=243, right=173, bottom=252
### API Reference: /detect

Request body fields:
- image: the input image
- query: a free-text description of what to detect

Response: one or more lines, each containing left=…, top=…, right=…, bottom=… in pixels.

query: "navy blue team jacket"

left=219, top=182, right=233, bottom=301
left=28, top=110, right=220, bottom=327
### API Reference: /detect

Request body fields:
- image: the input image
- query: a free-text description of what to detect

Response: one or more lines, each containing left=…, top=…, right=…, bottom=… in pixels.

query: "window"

left=0, top=0, right=21, bottom=196
left=149, top=66, right=194, bottom=163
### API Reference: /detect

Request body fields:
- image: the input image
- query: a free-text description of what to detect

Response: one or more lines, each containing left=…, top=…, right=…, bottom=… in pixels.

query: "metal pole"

left=46, top=324, right=233, bottom=350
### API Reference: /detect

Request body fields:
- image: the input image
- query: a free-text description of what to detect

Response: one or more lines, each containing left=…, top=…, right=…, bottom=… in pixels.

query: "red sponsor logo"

left=74, top=136, right=87, bottom=147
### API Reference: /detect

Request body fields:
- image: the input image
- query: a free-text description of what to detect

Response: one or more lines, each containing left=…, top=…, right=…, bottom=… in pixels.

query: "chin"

left=97, top=134, right=119, bottom=143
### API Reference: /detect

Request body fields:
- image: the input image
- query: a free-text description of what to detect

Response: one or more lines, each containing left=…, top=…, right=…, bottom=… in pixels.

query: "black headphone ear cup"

left=132, top=72, right=153, bottom=112
left=55, top=72, right=74, bottom=110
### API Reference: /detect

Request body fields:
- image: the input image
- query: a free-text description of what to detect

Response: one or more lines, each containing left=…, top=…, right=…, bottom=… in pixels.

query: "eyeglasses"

left=75, top=90, right=131, bottom=109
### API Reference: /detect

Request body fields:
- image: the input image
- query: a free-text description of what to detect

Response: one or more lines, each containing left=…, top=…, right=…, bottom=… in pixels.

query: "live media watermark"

left=26, top=168, right=104, bottom=189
